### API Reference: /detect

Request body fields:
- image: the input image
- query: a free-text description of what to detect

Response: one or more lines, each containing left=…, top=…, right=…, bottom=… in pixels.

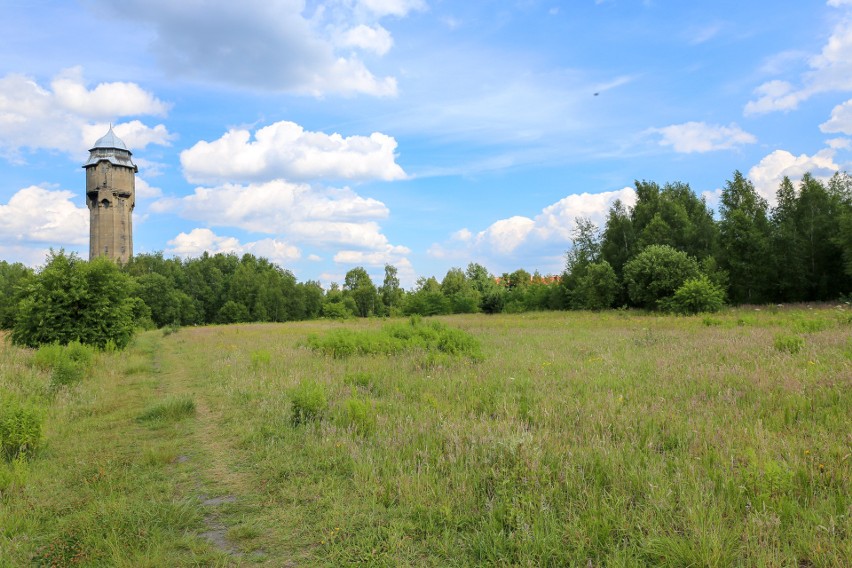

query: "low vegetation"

left=0, top=306, right=849, bottom=565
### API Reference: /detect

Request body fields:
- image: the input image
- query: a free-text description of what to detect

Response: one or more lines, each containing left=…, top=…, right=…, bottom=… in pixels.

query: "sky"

left=2, top=0, right=852, bottom=289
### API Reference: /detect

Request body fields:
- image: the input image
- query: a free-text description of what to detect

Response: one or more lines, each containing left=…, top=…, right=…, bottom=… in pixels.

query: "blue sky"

left=2, top=0, right=851, bottom=288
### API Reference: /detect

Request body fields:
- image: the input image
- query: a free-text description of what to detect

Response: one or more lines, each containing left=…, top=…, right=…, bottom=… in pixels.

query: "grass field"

left=1, top=307, right=850, bottom=566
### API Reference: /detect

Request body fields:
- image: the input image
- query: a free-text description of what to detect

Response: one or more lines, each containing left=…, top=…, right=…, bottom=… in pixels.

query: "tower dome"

left=84, top=126, right=137, bottom=170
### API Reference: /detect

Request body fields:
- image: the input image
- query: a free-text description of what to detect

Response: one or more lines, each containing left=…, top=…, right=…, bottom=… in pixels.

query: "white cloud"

left=429, top=187, right=637, bottom=260
left=166, top=228, right=300, bottom=265
left=0, top=69, right=173, bottom=157
left=90, top=0, right=401, bottom=97
left=333, top=245, right=411, bottom=265
left=81, top=120, right=175, bottom=152
left=0, top=186, right=87, bottom=246
left=745, top=6, right=852, bottom=115
left=0, top=245, right=57, bottom=268
left=651, top=122, right=757, bottom=153
left=337, top=24, right=393, bottom=55
left=135, top=178, right=162, bottom=200
left=820, top=99, right=852, bottom=134
left=534, top=188, right=638, bottom=241
left=152, top=179, right=408, bottom=252
left=748, top=148, right=841, bottom=203
left=51, top=67, right=169, bottom=118
left=153, top=180, right=388, bottom=231
left=357, top=0, right=426, bottom=17
left=477, top=216, right=536, bottom=254
left=180, top=121, right=406, bottom=184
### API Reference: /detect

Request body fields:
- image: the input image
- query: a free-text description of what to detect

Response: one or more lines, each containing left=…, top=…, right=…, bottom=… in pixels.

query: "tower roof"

left=91, top=125, right=130, bottom=152
left=83, top=126, right=138, bottom=170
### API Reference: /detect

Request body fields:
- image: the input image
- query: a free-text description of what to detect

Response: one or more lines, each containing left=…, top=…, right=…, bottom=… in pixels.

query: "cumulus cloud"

left=151, top=179, right=407, bottom=250
left=429, top=187, right=637, bottom=261
left=153, top=180, right=388, bottom=232
left=820, top=99, right=852, bottom=134
left=51, top=67, right=169, bottom=118
left=337, top=24, right=393, bottom=55
left=0, top=186, right=88, bottom=246
left=135, top=178, right=163, bottom=200
left=90, top=0, right=402, bottom=96
left=745, top=4, right=852, bottom=115
left=166, top=228, right=300, bottom=265
left=651, top=122, right=757, bottom=153
left=357, top=0, right=426, bottom=17
left=748, top=148, right=841, bottom=203
left=180, top=121, right=406, bottom=184
left=0, top=69, right=173, bottom=158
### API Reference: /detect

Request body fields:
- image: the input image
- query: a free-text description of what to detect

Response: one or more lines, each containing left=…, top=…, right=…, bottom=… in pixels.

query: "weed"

left=774, top=334, right=805, bottom=354
left=702, top=316, right=722, bottom=326
left=0, top=397, right=44, bottom=459
left=162, top=323, right=180, bottom=337
left=250, top=349, right=271, bottom=369
left=306, top=318, right=482, bottom=360
left=291, top=380, right=327, bottom=425
left=337, top=397, right=377, bottom=435
left=136, top=397, right=196, bottom=426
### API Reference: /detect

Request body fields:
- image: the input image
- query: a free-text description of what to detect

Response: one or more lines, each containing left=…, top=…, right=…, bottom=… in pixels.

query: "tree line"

left=1, top=170, right=850, bottom=347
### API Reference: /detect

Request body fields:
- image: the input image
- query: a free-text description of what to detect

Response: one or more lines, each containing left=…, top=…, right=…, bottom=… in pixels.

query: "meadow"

left=0, top=306, right=850, bottom=566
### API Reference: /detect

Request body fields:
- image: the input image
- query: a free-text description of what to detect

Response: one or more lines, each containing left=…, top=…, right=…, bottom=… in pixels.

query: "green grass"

left=0, top=307, right=850, bottom=566
left=137, top=397, right=196, bottom=426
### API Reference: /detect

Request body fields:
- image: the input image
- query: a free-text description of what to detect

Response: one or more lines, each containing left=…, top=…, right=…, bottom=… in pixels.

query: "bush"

left=306, top=318, right=483, bottom=360
left=572, top=261, right=619, bottom=310
left=12, top=252, right=136, bottom=349
left=322, top=302, right=354, bottom=320
left=623, top=245, right=700, bottom=309
left=32, top=341, right=95, bottom=389
left=774, top=334, right=804, bottom=354
left=662, top=276, right=726, bottom=314
left=291, top=380, right=328, bottom=426
left=338, top=397, right=377, bottom=435
left=0, top=398, right=44, bottom=459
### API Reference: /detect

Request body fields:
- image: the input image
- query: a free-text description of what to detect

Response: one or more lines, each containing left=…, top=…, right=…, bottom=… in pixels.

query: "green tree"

left=573, top=261, right=619, bottom=310
left=623, top=245, right=700, bottom=309
left=343, top=267, right=378, bottom=317
left=0, top=261, right=33, bottom=329
left=718, top=171, right=772, bottom=304
left=12, top=251, right=136, bottom=349
left=770, top=176, right=806, bottom=301
left=379, top=264, right=404, bottom=315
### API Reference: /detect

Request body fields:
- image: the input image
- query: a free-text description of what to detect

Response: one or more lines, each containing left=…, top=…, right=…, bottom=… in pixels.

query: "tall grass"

left=1, top=308, right=849, bottom=565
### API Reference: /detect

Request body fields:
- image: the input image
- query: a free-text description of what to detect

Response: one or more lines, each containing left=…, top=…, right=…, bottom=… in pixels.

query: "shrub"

left=32, top=341, right=95, bottom=389
left=338, top=397, right=377, bottom=435
left=291, top=380, right=327, bottom=426
left=774, top=334, right=804, bottom=354
left=250, top=349, right=271, bottom=368
left=12, top=252, right=136, bottom=349
left=662, top=275, right=726, bottom=314
left=322, top=302, right=354, bottom=320
left=306, top=318, right=482, bottom=360
left=572, top=261, right=619, bottom=310
left=623, top=245, right=700, bottom=309
left=0, top=398, right=44, bottom=459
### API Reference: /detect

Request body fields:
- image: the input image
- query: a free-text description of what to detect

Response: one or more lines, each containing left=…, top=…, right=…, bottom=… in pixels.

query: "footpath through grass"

left=1, top=307, right=850, bottom=566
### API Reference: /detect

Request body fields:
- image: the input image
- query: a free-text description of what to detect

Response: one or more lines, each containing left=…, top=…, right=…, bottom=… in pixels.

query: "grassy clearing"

left=0, top=307, right=850, bottom=565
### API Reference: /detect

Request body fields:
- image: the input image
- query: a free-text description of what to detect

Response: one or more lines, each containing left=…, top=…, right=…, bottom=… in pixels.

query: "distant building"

left=83, top=127, right=137, bottom=263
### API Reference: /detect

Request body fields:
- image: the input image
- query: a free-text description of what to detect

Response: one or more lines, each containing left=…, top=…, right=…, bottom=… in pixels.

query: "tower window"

left=100, top=199, right=110, bottom=208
